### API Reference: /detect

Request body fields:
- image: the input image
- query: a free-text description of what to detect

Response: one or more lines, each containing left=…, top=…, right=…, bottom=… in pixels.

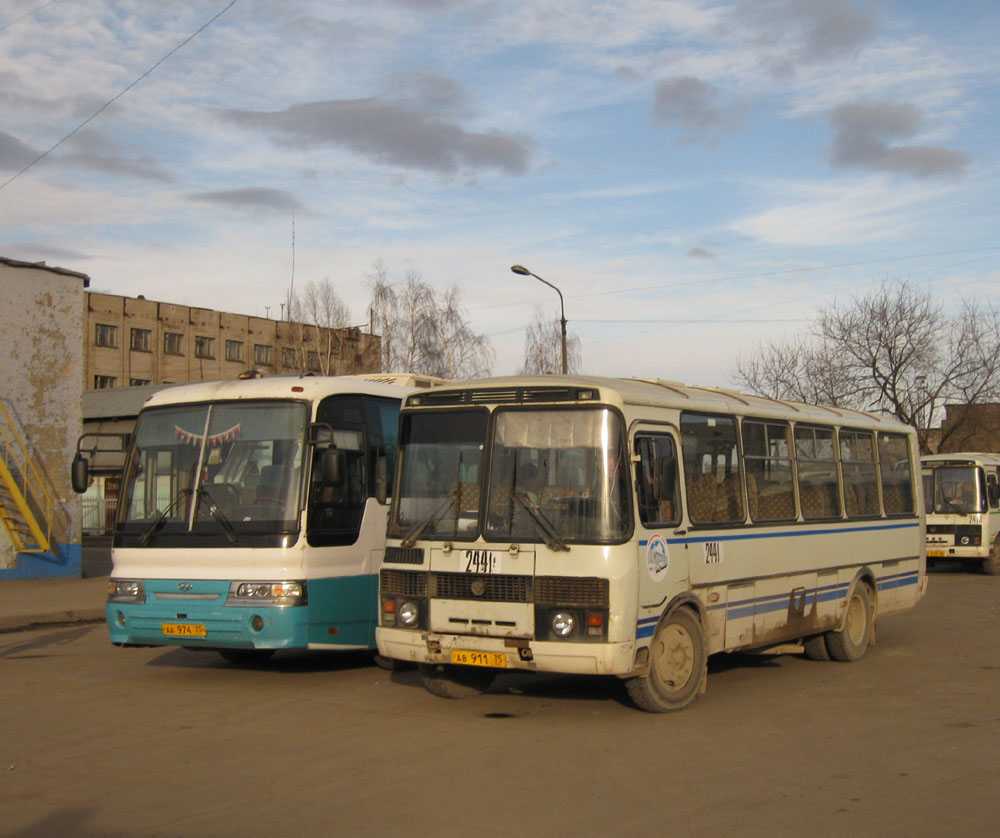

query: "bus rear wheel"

left=626, top=607, right=706, bottom=713
left=825, top=583, right=873, bottom=662
left=420, top=664, right=495, bottom=699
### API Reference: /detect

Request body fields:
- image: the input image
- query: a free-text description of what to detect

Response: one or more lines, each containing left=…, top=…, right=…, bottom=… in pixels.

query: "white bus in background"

left=72, top=374, right=444, bottom=663
left=921, top=452, right=1000, bottom=574
left=376, top=375, right=927, bottom=712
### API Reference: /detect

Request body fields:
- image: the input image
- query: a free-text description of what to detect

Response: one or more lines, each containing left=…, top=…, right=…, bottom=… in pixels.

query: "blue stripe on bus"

left=635, top=570, right=920, bottom=634
left=637, top=521, right=919, bottom=549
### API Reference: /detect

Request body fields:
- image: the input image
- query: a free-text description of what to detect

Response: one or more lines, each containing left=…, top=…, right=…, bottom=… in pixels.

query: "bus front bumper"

left=377, top=626, right=637, bottom=676
left=105, top=601, right=310, bottom=650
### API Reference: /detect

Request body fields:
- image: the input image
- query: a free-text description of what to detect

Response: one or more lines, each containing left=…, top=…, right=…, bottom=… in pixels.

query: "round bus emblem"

left=646, top=534, right=669, bottom=583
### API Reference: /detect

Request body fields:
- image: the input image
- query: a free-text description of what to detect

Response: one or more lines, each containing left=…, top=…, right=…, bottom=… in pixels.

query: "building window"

left=94, top=324, right=117, bottom=347
left=194, top=336, right=215, bottom=359
left=307, top=350, right=321, bottom=372
left=129, top=378, right=151, bottom=386
left=254, top=344, right=272, bottom=366
left=130, top=328, right=152, bottom=352
left=94, top=375, right=116, bottom=389
left=225, top=340, right=244, bottom=363
left=164, top=332, right=183, bottom=355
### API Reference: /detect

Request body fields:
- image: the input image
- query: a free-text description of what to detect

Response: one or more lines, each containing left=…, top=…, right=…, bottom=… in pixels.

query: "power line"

left=0, top=0, right=61, bottom=33
left=0, top=0, right=240, bottom=194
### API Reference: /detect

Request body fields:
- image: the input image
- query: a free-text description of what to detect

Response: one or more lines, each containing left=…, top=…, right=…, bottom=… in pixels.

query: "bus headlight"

left=108, top=579, right=145, bottom=604
left=551, top=610, right=576, bottom=637
left=398, top=600, right=419, bottom=627
left=227, top=581, right=306, bottom=606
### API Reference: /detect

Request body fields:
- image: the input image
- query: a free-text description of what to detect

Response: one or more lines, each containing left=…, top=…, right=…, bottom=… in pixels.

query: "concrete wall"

left=1, top=258, right=88, bottom=578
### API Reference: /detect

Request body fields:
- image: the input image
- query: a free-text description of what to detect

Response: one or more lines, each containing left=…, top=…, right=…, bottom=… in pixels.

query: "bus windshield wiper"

left=138, top=487, right=192, bottom=546
left=400, top=486, right=458, bottom=548
left=511, top=490, right=569, bottom=552
left=198, top=487, right=239, bottom=546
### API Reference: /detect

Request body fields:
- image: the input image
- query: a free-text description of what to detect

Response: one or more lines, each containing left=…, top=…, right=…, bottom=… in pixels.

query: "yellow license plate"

left=162, top=623, right=207, bottom=637
left=451, top=649, right=507, bottom=668
left=927, top=550, right=945, bottom=557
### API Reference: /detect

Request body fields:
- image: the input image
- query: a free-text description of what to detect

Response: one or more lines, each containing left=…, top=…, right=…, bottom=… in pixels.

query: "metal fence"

left=82, top=496, right=118, bottom=535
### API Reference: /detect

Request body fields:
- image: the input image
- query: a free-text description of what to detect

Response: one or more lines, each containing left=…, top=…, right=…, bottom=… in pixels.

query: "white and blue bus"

left=921, top=452, right=1000, bottom=574
left=74, top=374, right=441, bottom=663
left=376, top=376, right=927, bottom=711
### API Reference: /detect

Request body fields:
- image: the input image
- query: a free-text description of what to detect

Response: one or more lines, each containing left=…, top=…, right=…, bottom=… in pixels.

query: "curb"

left=0, top=609, right=106, bottom=634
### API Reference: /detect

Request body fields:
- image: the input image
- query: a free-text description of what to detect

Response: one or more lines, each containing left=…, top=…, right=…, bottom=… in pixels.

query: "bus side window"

left=635, top=435, right=679, bottom=527
left=989, top=472, right=1000, bottom=509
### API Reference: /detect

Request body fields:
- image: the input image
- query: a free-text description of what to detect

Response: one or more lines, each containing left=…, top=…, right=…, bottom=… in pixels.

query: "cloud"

left=0, top=131, right=38, bottom=171
left=187, top=187, right=305, bottom=213
left=687, top=247, right=714, bottom=260
left=830, top=99, right=969, bottom=178
left=652, top=76, right=746, bottom=141
left=732, top=0, right=877, bottom=76
left=218, top=97, right=532, bottom=176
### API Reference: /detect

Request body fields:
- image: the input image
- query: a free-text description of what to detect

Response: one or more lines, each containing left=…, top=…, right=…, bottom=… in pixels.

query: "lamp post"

left=511, top=264, right=567, bottom=374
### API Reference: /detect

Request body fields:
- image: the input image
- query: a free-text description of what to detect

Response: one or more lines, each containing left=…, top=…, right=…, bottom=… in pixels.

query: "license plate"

left=927, top=550, right=945, bottom=557
left=162, top=623, right=207, bottom=637
left=451, top=649, right=506, bottom=668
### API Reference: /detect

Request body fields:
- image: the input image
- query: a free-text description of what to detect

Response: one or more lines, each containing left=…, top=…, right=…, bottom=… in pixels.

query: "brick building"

left=84, top=291, right=380, bottom=390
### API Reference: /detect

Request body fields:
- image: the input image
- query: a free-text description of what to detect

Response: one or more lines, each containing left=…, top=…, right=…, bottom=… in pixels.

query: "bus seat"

left=454, top=481, right=480, bottom=512
left=745, top=471, right=760, bottom=519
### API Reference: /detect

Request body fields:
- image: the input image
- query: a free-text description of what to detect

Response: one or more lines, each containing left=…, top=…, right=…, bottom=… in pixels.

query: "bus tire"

left=626, top=607, right=706, bottom=713
left=218, top=649, right=275, bottom=665
left=420, top=664, right=495, bottom=699
left=981, top=540, right=1000, bottom=575
left=373, top=653, right=416, bottom=671
left=825, top=583, right=873, bottom=662
left=802, top=634, right=831, bottom=661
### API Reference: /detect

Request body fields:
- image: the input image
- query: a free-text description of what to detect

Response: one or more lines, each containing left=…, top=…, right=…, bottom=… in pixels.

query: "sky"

left=2, top=0, right=998, bottom=386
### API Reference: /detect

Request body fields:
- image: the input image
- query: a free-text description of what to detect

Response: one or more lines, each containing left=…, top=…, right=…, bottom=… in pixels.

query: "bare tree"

left=732, top=279, right=1000, bottom=453
left=287, top=278, right=352, bottom=375
left=518, top=306, right=582, bottom=375
left=366, top=262, right=493, bottom=380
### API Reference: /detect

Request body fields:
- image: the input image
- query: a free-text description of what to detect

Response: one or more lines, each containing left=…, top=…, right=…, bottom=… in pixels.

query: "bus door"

left=633, top=429, right=685, bottom=609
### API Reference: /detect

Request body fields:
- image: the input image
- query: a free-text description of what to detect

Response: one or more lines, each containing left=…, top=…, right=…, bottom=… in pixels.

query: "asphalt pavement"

left=0, top=537, right=110, bottom=632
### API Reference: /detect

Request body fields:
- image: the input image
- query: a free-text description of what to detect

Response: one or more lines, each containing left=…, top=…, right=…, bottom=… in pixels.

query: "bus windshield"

left=391, top=407, right=629, bottom=544
left=118, top=401, right=307, bottom=546
left=925, top=465, right=985, bottom=515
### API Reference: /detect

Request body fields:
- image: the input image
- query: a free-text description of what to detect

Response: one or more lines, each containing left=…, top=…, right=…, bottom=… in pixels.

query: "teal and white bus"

left=376, top=376, right=927, bottom=711
left=73, top=374, right=441, bottom=663
left=921, top=452, right=1000, bottom=574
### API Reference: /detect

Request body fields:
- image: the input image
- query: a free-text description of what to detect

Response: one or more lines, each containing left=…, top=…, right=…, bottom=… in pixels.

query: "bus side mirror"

left=71, top=453, right=90, bottom=494
left=375, top=456, right=388, bottom=505
left=320, top=448, right=344, bottom=485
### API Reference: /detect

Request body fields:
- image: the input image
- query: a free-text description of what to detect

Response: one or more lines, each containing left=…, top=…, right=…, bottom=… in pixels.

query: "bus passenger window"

left=877, top=432, right=914, bottom=515
left=635, top=435, right=679, bottom=526
left=742, top=419, right=795, bottom=522
left=681, top=413, right=744, bottom=524
left=841, top=430, right=879, bottom=517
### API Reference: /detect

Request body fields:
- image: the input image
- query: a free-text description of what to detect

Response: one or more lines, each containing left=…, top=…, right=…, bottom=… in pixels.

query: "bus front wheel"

left=420, top=664, right=495, bottom=699
left=982, top=540, right=1000, bottom=575
left=825, top=583, right=874, bottom=662
left=626, top=607, right=706, bottom=713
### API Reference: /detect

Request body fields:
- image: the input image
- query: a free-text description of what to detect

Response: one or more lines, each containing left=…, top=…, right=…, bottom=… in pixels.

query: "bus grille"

left=383, top=546, right=425, bottom=564
left=535, top=576, right=609, bottom=606
left=433, top=572, right=532, bottom=602
left=381, top=569, right=428, bottom=597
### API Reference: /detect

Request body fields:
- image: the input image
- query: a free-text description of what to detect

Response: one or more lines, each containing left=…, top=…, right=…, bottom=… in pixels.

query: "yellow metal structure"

left=0, top=400, right=54, bottom=555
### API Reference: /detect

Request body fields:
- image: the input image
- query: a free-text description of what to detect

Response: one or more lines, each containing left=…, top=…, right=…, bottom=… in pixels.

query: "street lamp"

left=511, top=264, right=567, bottom=374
